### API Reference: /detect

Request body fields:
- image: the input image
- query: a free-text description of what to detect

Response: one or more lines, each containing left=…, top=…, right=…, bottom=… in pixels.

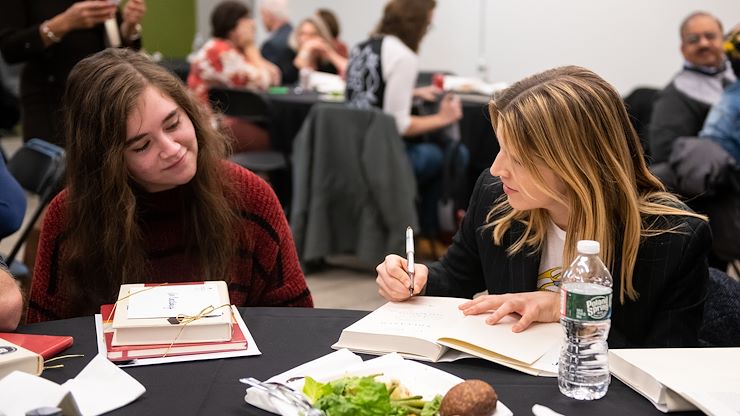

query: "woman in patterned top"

left=188, top=1, right=280, bottom=152
left=27, top=48, right=312, bottom=323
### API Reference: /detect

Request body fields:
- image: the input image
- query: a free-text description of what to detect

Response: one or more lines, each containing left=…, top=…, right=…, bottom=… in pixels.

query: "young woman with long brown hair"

left=376, top=66, right=711, bottom=348
left=27, top=48, right=312, bottom=323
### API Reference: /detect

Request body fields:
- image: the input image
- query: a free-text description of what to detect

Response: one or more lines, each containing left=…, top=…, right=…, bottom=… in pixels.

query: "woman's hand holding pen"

left=459, top=291, right=560, bottom=333
left=376, top=255, right=428, bottom=302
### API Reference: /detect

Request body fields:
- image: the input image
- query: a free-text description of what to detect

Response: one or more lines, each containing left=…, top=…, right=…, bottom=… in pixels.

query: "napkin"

left=0, top=354, right=145, bottom=416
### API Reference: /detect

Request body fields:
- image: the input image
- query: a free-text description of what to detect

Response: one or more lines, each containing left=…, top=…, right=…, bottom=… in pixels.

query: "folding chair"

left=208, top=87, right=290, bottom=209
left=2, top=139, right=65, bottom=286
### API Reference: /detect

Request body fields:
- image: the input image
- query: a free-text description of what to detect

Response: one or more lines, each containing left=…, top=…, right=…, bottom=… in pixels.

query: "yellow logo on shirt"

left=537, top=267, right=562, bottom=292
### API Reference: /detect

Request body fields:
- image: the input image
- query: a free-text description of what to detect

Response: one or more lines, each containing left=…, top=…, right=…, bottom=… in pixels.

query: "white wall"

left=196, top=0, right=740, bottom=94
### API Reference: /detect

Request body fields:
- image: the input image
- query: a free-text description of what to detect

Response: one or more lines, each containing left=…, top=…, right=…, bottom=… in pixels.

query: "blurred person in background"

left=290, top=16, right=347, bottom=76
left=0, top=155, right=26, bottom=240
left=700, top=25, right=740, bottom=164
left=0, top=0, right=146, bottom=147
left=0, top=155, right=25, bottom=330
left=316, top=8, right=348, bottom=59
left=345, top=0, right=466, bottom=255
left=0, top=258, right=22, bottom=331
left=260, top=0, right=297, bottom=84
left=649, top=11, right=735, bottom=164
left=189, top=0, right=279, bottom=152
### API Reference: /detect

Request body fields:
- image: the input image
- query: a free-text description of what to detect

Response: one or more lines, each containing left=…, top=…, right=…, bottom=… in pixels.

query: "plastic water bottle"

left=558, top=240, right=613, bottom=400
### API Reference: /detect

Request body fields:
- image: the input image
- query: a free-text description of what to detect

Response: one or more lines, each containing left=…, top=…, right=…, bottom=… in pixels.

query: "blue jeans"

left=406, top=141, right=469, bottom=235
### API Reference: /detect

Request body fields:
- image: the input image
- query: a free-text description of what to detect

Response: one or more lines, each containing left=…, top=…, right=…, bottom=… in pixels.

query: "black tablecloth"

left=264, top=91, right=498, bottom=168
left=262, top=91, right=338, bottom=155
left=17, top=308, right=699, bottom=416
left=263, top=91, right=498, bottom=211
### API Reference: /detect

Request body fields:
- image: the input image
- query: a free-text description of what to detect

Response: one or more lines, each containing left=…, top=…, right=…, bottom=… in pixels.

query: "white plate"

left=246, top=350, right=512, bottom=416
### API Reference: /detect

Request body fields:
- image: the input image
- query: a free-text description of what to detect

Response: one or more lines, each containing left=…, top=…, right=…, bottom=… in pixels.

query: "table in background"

left=265, top=90, right=498, bottom=161
left=263, top=90, right=499, bottom=211
left=262, top=91, right=338, bottom=155
left=17, top=308, right=699, bottom=416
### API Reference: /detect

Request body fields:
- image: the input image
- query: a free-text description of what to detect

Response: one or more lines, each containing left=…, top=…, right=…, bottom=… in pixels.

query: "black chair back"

left=4, top=138, right=65, bottom=265
left=208, top=87, right=273, bottom=125
left=623, top=87, right=659, bottom=158
left=207, top=87, right=290, bottom=210
left=700, top=267, right=740, bottom=346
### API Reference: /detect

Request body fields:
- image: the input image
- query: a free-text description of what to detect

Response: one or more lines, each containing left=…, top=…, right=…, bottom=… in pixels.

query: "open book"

left=332, top=296, right=562, bottom=377
left=609, top=348, right=740, bottom=414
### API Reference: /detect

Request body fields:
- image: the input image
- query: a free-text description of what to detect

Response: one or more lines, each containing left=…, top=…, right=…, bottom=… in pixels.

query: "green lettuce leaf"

left=303, top=374, right=439, bottom=416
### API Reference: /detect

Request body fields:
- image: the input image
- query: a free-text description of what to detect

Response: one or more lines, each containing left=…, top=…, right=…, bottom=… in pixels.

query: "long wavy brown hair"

left=61, top=48, right=239, bottom=309
left=374, top=0, right=436, bottom=52
left=485, top=66, right=706, bottom=303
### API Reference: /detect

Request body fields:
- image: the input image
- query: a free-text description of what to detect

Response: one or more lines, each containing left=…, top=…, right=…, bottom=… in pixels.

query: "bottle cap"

left=576, top=240, right=600, bottom=254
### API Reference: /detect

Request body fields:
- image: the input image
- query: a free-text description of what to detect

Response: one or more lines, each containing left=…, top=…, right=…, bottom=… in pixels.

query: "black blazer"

left=260, top=23, right=298, bottom=85
left=0, top=0, right=141, bottom=145
left=426, top=170, right=711, bottom=348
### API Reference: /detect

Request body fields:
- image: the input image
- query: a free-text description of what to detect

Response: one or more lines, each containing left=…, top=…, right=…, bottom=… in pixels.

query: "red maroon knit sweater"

left=27, top=162, right=312, bottom=323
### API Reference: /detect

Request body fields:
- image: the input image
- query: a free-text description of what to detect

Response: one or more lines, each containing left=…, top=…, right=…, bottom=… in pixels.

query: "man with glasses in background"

left=649, top=11, right=736, bottom=164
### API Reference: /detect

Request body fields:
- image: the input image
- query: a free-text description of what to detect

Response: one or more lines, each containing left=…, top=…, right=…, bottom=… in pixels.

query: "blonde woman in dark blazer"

left=376, top=66, right=711, bottom=348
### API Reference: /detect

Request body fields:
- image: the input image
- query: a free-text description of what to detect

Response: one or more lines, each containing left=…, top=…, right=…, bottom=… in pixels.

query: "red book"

left=100, top=304, right=248, bottom=362
left=0, top=333, right=74, bottom=360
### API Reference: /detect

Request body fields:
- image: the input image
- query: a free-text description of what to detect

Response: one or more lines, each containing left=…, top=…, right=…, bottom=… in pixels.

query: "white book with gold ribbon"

left=111, top=281, right=232, bottom=346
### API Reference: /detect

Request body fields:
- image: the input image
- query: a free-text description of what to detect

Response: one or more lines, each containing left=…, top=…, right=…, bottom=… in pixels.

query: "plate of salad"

left=283, top=351, right=512, bottom=416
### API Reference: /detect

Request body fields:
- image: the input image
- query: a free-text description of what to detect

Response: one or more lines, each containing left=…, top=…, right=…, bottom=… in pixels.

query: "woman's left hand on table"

left=459, top=291, right=560, bottom=332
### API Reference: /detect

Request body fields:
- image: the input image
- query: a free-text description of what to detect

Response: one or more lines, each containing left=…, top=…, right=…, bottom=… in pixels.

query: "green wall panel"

left=139, top=0, right=196, bottom=59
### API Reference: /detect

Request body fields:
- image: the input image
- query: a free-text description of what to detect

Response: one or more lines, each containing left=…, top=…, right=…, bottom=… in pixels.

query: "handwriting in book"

left=361, top=310, right=449, bottom=336
left=127, top=284, right=223, bottom=319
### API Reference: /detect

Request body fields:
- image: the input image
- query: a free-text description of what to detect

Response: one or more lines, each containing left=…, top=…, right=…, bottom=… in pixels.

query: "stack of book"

left=100, top=281, right=249, bottom=362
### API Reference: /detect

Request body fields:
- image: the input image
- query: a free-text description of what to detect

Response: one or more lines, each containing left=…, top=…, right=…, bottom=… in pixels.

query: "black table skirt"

left=17, top=308, right=700, bottom=416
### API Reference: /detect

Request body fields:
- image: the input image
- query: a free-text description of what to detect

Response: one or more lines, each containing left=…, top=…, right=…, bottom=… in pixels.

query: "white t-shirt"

left=537, top=220, right=566, bottom=292
left=380, top=35, right=417, bottom=134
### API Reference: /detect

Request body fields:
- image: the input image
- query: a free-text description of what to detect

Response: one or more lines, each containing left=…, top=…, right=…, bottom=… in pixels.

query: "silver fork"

left=240, top=377, right=325, bottom=416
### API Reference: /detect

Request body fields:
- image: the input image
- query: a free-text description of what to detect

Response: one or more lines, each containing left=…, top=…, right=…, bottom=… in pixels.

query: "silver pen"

left=406, top=227, right=415, bottom=296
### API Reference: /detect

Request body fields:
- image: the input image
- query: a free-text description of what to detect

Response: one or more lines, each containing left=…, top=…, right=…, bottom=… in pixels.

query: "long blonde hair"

left=486, top=66, right=706, bottom=303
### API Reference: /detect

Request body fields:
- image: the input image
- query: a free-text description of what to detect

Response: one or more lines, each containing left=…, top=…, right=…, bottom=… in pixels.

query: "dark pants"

left=406, top=140, right=469, bottom=236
